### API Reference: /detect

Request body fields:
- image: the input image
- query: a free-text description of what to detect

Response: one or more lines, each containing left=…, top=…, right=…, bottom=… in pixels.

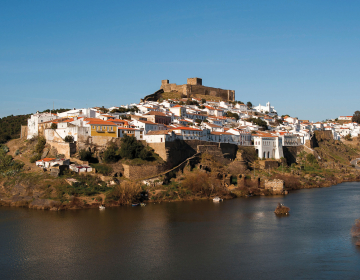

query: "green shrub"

left=30, top=154, right=41, bottom=163
left=50, top=123, right=57, bottom=129
left=91, top=163, right=113, bottom=175
left=79, top=149, right=93, bottom=161
left=103, top=143, right=121, bottom=163
left=0, top=149, right=24, bottom=177
left=34, top=137, right=46, bottom=154
left=2, top=145, right=9, bottom=153
left=64, top=135, right=74, bottom=143
left=306, top=154, right=317, bottom=164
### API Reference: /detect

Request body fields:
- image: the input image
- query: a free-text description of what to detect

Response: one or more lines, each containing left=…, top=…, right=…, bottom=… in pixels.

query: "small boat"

left=99, top=205, right=105, bottom=210
left=140, top=203, right=146, bottom=207
left=132, top=203, right=139, bottom=207
left=213, top=197, right=223, bottom=202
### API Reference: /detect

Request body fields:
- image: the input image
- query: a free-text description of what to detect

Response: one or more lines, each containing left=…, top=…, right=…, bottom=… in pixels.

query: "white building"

left=338, top=116, right=352, bottom=121
left=57, top=108, right=96, bottom=119
left=27, top=112, right=58, bottom=139
left=253, top=102, right=277, bottom=114
left=253, top=132, right=284, bottom=159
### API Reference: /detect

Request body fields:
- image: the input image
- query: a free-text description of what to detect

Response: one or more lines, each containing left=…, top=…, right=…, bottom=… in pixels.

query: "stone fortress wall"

left=160, top=78, right=235, bottom=101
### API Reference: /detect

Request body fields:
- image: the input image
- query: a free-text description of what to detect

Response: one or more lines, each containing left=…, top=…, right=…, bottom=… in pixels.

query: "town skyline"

left=1, top=1, right=360, bottom=121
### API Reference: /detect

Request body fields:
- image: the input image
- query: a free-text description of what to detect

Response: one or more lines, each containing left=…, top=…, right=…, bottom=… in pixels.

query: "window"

left=92, top=126, right=95, bottom=129
left=110, top=127, right=113, bottom=131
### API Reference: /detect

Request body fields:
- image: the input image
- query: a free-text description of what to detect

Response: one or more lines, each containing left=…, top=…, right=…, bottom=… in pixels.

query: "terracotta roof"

left=253, top=132, right=278, bottom=138
left=145, top=111, right=168, bottom=116
left=37, top=158, right=56, bottom=162
left=172, top=127, right=202, bottom=131
left=86, top=120, right=117, bottom=125
left=205, top=123, right=222, bottom=128
left=137, top=120, right=158, bottom=125
left=118, top=128, right=139, bottom=130
left=211, top=132, right=233, bottom=135
left=146, top=130, right=171, bottom=135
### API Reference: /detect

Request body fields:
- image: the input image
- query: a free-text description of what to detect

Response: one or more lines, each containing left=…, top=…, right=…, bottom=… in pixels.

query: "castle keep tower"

left=187, top=77, right=202, bottom=86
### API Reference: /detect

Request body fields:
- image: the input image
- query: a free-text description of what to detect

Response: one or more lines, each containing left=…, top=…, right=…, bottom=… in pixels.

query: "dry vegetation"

left=351, top=219, right=360, bottom=246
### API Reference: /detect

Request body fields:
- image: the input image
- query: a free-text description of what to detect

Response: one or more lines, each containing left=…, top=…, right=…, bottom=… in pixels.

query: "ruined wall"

left=264, top=179, right=284, bottom=194
left=314, top=130, right=333, bottom=142
left=46, top=141, right=72, bottom=158
left=147, top=142, right=168, bottom=162
left=20, top=126, right=28, bottom=139
left=186, top=85, right=235, bottom=101
left=237, top=146, right=258, bottom=163
left=159, top=79, right=235, bottom=101
left=122, top=164, right=164, bottom=180
left=283, top=146, right=304, bottom=166
left=147, top=140, right=238, bottom=169
left=259, top=160, right=279, bottom=170
left=77, top=135, right=121, bottom=153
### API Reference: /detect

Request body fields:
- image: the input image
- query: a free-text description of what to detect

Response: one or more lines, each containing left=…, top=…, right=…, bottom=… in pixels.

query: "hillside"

left=0, top=108, right=70, bottom=144
left=0, top=114, right=30, bottom=144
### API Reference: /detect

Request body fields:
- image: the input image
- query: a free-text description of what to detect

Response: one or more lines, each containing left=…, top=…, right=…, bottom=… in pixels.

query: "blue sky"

left=1, top=0, right=359, bottom=121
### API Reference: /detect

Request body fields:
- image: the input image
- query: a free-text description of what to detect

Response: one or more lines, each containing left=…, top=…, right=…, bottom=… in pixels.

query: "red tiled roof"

left=37, top=158, right=56, bottom=162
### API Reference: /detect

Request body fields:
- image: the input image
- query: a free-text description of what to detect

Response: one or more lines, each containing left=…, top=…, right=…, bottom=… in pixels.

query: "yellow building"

left=87, top=120, right=117, bottom=137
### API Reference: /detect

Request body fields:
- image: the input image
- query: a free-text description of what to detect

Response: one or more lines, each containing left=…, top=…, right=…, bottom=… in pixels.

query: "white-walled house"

left=144, top=130, right=176, bottom=143
left=253, top=102, right=277, bottom=114
left=57, top=108, right=96, bottom=119
left=172, top=127, right=204, bottom=140
left=253, top=132, right=284, bottom=159
left=339, top=116, right=352, bottom=121
left=36, top=158, right=70, bottom=168
left=227, top=128, right=252, bottom=145
left=27, top=112, right=58, bottom=139
left=131, top=119, right=163, bottom=134
left=118, top=128, right=144, bottom=140
left=235, top=103, right=248, bottom=111
left=169, top=105, right=186, bottom=117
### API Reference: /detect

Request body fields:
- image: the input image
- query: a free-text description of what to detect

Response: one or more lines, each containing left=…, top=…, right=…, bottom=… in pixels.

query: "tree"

left=64, top=135, right=74, bottom=143
left=345, top=134, right=352, bottom=141
left=352, top=111, right=360, bottom=124
left=103, top=143, right=121, bottom=163
left=34, top=137, right=46, bottom=154
left=195, top=119, right=202, bottom=125
left=225, top=111, right=239, bottom=120
left=120, top=134, right=146, bottom=159
left=201, top=99, right=206, bottom=104
left=79, top=149, right=93, bottom=161
left=246, top=101, right=253, bottom=108
left=246, top=118, right=268, bottom=130
left=50, top=123, right=57, bottom=129
left=99, top=107, right=109, bottom=113
left=275, top=119, right=283, bottom=125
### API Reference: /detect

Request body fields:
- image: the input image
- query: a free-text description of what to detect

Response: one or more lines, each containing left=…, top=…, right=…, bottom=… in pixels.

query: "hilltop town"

left=1, top=78, right=360, bottom=210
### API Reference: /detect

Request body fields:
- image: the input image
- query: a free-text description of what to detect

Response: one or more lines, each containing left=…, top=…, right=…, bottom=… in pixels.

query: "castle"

left=142, top=78, right=235, bottom=102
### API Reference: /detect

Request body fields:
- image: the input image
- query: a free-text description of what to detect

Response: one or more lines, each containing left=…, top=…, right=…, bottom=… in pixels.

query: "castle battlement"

left=160, top=78, right=235, bottom=101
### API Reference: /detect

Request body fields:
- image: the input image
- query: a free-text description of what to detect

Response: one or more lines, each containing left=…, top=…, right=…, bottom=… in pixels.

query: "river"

left=1, top=182, right=360, bottom=280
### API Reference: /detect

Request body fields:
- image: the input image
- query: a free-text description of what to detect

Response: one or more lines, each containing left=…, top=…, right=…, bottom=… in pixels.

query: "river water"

left=1, top=182, right=360, bottom=280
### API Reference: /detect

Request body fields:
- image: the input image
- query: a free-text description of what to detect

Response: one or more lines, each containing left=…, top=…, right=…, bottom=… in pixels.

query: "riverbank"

left=1, top=132, right=360, bottom=211
left=1, top=166, right=359, bottom=210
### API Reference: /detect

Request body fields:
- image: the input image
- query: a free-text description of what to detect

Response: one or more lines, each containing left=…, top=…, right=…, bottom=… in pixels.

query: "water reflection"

left=0, top=183, right=360, bottom=280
